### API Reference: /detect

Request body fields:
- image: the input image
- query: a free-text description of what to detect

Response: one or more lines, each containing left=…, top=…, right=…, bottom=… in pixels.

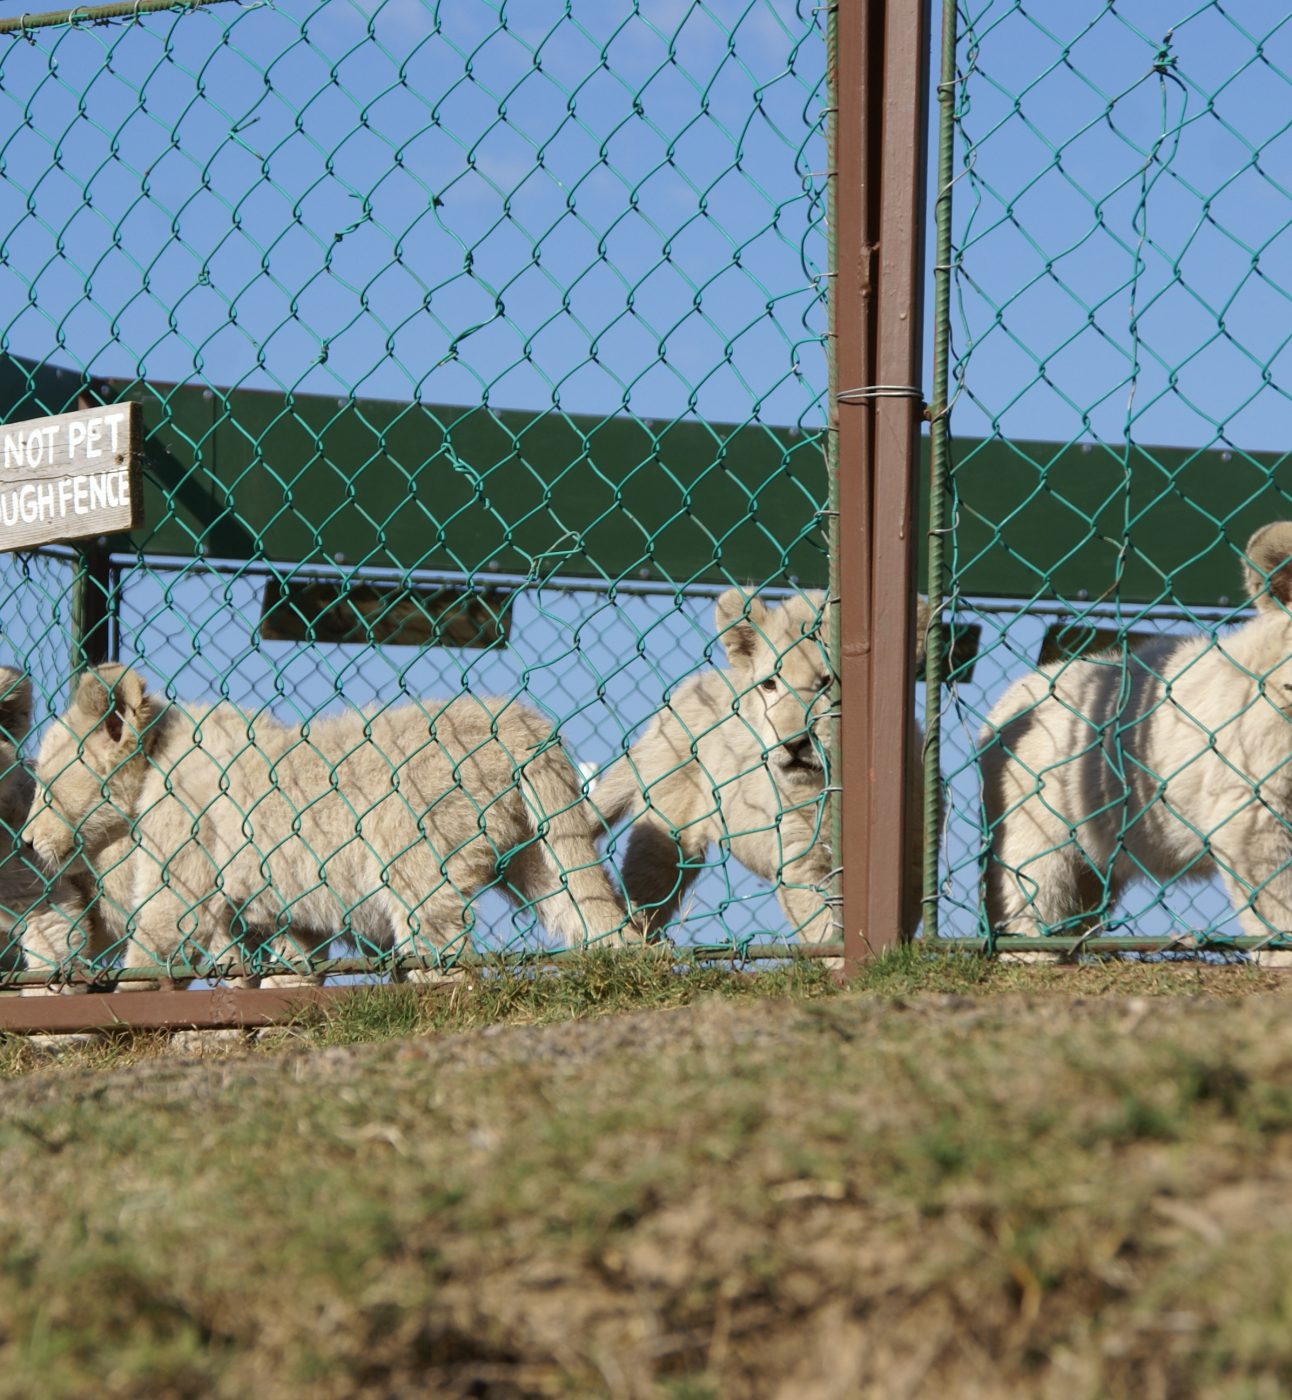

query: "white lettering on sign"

left=0, top=470, right=130, bottom=529
left=0, top=403, right=141, bottom=552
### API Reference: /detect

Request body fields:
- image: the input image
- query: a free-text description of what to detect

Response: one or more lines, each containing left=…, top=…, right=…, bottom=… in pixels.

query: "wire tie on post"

left=835, top=384, right=925, bottom=406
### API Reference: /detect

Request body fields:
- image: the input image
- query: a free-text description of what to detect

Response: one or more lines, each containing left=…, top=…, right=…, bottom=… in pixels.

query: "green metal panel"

left=1, top=355, right=1284, bottom=604
left=0, top=362, right=826, bottom=587
left=943, top=437, right=1292, bottom=609
left=104, top=376, right=832, bottom=588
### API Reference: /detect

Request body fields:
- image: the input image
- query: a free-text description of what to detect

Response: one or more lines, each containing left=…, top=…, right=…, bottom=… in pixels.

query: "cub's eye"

left=760, top=677, right=778, bottom=693
left=815, top=673, right=832, bottom=692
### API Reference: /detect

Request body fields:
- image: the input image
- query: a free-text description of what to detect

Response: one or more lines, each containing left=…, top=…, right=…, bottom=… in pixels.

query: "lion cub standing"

left=594, top=589, right=927, bottom=945
left=24, top=667, right=635, bottom=974
left=982, top=520, right=1292, bottom=942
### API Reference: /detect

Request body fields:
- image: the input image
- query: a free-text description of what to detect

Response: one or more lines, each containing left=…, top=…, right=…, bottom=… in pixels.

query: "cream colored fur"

left=593, top=589, right=928, bottom=944
left=24, top=668, right=635, bottom=974
left=982, top=521, right=1292, bottom=940
left=0, top=670, right=110, bottom=989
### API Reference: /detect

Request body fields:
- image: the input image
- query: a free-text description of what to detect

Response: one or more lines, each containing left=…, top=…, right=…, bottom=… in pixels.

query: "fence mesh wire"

left=941, top=2, right=1292, bottom=952
left=0, top=0, right=841, bottom=987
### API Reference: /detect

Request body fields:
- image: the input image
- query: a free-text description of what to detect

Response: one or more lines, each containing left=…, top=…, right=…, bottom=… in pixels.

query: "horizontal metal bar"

left=0, top=984, right=375, bottom=1034
left=963, top=599, right=1243, bottom=626
left=694, top=942, right=844, bottom=961
left=32, top=545, right=811, bottom=604
left=988, top=935, right=1267, bottom=955
left=0, top=0, right=233, bottom=36
left=0, top=944, right=847, bottom=1033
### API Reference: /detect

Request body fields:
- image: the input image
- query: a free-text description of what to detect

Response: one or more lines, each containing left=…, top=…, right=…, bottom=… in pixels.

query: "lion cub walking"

left=24, top=667, right=634, bottom=973
left=982, top=521, right=1292, bottom=942
left=594, top=589, right=927, bottom=945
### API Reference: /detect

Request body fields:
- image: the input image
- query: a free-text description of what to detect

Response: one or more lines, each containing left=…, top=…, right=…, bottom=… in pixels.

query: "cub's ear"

left=73, top=665, right=154, bottom=749
left=0, top=669, right=32, bottom=745
left=715, top=588, right=769, bottom=667
left=1243, top=523, right=1292, bottom=612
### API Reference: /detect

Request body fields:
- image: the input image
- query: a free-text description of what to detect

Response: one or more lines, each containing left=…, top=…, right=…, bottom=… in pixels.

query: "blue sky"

left=0, top=0, right=828, bottom=427
left=945, top=0, right=1292, bottom=454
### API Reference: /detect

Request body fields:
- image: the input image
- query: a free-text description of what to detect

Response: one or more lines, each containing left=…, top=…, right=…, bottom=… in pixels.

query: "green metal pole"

left=924, top=0, right=957, bottom=943
left=825, top=1, right=844, bottom=948
left=0, top=0, right=233, bottom=37
left=68, top=538, right=114, bottom=703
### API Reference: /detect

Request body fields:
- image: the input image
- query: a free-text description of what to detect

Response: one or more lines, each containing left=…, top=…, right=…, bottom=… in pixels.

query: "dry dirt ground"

left=2, top=959, right=1292, bottom=1397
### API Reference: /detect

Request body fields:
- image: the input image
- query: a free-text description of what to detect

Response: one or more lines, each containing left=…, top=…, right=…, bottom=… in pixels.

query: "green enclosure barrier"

left=0, top=355, right=829, bottom=586
left=9, top=353, right=1284, bottom=607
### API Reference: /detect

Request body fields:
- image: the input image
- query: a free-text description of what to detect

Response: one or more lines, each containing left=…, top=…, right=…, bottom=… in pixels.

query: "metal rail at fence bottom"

left=0, top=984, right=370, bottom=1034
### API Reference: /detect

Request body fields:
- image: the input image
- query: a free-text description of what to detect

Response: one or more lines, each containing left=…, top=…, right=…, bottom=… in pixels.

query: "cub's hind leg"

left=618, top=810, right=711, bottom=939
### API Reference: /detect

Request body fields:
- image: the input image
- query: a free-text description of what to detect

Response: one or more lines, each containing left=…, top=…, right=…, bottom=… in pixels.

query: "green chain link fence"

left=0, top=0, right=842, bottom=990
left=936, top=2, right=1292, bottom=954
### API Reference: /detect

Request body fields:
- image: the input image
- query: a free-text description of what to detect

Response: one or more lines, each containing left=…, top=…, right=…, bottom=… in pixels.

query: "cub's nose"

left=780, top=734, right=814, bottom=762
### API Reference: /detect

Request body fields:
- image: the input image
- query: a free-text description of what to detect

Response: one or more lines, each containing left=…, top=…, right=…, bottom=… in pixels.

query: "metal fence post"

left=69, top=387, right=116, bottom=699
left=923, top=0, right=958, bottom=942
left=830, top=0, right=931, bottom=973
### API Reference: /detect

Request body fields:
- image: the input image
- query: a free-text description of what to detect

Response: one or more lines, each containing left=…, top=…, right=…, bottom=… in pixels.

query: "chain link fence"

left=0, top=0, right=844, bottom=993
left=937, top=2, right=1292, bottom=953
left=27, top=0, right=1270, bottom=986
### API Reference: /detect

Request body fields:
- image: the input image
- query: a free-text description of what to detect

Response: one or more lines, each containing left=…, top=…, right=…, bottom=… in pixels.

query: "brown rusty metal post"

left=828, top=0, right=880, bottom=972
left=830, top=1, right=931, bottom=972
left=869, top=3, right=932, bottom=951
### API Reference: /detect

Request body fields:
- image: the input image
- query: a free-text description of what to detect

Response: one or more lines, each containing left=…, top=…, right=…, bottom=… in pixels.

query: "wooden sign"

left=0, top=402, right=142, bottom=552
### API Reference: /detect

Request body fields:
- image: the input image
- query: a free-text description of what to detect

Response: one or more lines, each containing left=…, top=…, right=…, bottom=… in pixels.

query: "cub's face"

left=23, top=666, right=152, bottom=870
left=717, top=590, right=833, bottom=791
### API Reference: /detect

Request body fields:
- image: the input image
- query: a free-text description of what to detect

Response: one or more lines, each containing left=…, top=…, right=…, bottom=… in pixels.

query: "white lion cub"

left=24, top=666, right=636, bottom=975
left=594, top=589, right=927, bottom=945
left=0, top=669, right=107, bottom=988
left=982, top=521, right=1292, bottom=941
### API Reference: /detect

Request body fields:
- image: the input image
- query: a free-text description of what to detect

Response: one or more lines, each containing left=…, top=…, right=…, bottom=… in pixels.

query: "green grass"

left=0, top=944, right=1277, bottom=1081
left=0, top=955, right=1291, bottom=1394
left=295, top=944, right=1285, bottom=1049
left=298, top=948, right=842, bottom=1046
